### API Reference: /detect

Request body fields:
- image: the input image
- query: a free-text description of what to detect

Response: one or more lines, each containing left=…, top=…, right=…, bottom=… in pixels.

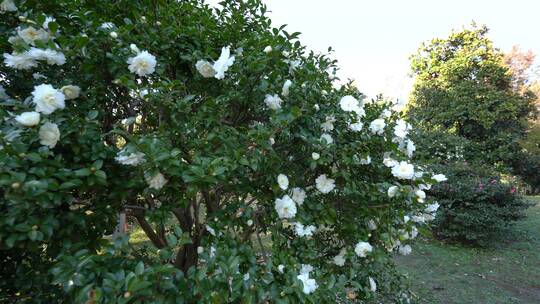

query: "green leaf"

left=87, top=110, right=99, bottom=120
left=75, top=168, right=92, bottom=177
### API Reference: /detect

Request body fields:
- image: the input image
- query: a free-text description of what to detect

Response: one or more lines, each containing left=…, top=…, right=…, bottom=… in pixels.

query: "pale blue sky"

left=208, top=0, right=540, bottom=99
left=261, top=0, right=540, bottom=100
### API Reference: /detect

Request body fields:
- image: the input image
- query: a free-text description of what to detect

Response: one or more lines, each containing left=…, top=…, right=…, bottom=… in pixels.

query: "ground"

left=396, top=196, right=540, bottom=304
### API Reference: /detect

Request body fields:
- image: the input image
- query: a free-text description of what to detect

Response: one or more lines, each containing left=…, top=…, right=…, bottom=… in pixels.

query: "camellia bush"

left=1, top=1, right=444, bottom=302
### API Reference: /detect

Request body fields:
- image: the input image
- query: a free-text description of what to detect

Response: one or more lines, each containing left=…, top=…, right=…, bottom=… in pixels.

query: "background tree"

left=408, top=24, right=537, bottom=168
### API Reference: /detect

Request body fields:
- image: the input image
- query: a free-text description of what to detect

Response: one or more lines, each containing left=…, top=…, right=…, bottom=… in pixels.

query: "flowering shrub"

left=428, top=162, right=530, bottom=245
left=1, top=1, right=443, bottom=302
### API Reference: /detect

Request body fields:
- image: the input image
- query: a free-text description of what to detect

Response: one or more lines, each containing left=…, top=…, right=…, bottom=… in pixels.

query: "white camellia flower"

left=99, top=22, right=115, bottom=30
left=205, top=225, right=216, bottom=236
left=213, top=46, right=235, bottom=79
left=320, top=133, right=333, bottom=145
left=282, top=79, right=292, bottom=97
left=394, top=119, right=411, bottom=139
left=312, top=152, right=320, bottom=160
left=320, top=116, right=335, bottom=132
left=425, top=202, right=440, bottom=214
left=404, top=215, right=410, bottom=223
left=1, top=0, right=17, bottom=11
left=315, top=174, right=335, bottom=194
left=359, top=155, right=371, bottom=165
left=294, top=222, right=316, bottom=237
left=274, top=195, right=297, bottom=219
left=32, top=72, right=47, bottom=80
left=61, top=85, right=81, bottom=100
left=348, top=121, right=363, bottom=132
left=411, top=226, right=419, bottom=239
left=39, top=122, right=60, bottom=148
left=288, top=59, right=301, bottom=74
left=387, top=185, right=399, bottom=198
left=354, top=241, right=373, bottom=257
left=264, top=94, right=282, bottom=110
left=263, top=45, right=272, bottom=53
left=18, top=26, right=49, bottom=45
left=109, top=31, right=118, bottom=38
left=291, top=187, right=306, bottom=205
left=278, top=264, right=285, bottom=273
left=339, top=95, right=361, bottom=113
left=381, top=109, right=391, bottom=118
left=3, top=52, right=38, bottom=70
left=130, top=43, right=140, bottom=54
left=27, top=48, right=66, bottom=65
left=15, top=111, right=40, bottom=127
left=127, top=50, right=156, bottom=76
left=406, top=140, right=416, bottom=158
left=195, top=60, right=215, bottom=78
left=32, top=84, right=66, bottom=114
left=297, top=265, right=318, bottom=294
left=369, top=118, right=386, bottom=135
left=369, top=277, right=377, bottom=292
left=115, top=148, right=146, bottom=166
left=277, top=174, right=289, bottom=190
left=415, top=189, right=426, bottom=203
left=432, top=174, right=448, bottom=182
left=383, top=156, right=398, bottom=168
left=146, top=172, right=167, bottom=190
left=392, top=98, right=407, bottom=112
left=398, top=244, right=412, bottom=255
left=333, top=248, right=347, bottom=266
left=367, top=219, right=377, bottom=230
left=197, top=246, right=204, bottom=254
left=43, top=16, right=56, bottom=29
left=391, top=161, right=415, bottom=180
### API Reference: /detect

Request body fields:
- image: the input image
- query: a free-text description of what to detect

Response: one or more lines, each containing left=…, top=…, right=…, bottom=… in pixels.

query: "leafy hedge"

left=429, top=162, right=530, bottom=245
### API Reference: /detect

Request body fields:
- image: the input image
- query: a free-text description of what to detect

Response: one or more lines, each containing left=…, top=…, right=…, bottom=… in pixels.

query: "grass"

left=396, top=196, right=540, bottom=304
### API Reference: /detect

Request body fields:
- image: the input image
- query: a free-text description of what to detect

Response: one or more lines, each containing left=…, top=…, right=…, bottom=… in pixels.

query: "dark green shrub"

left=428, top=162, right=530, bottom=245
left=510, top=151, right=540, bottom=194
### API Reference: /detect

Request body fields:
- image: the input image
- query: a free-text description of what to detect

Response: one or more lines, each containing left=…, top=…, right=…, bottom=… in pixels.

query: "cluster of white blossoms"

left=296, top=265, right=318, bottom=294
left=196, top=46, right=235, bottom=79
left=4, top=17, right=82, bottom=151
left=3, top=17, right=66, bottom=70
left=14, top=82, right=77, bottom=147
left=294, top=222, right=316, bottom=237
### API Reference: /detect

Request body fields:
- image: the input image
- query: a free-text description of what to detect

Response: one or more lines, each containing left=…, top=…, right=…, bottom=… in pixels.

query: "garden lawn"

left=396, top=196, right=540, bottom=304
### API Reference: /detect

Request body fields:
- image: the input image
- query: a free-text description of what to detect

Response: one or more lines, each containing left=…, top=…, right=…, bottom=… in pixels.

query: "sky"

left=253, top=0, right=540, bottom=100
